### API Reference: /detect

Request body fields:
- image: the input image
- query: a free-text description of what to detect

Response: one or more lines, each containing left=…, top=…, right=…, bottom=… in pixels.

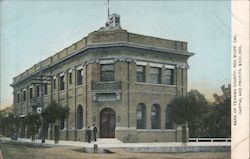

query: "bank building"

left=11, top=13, right=193, bottom=142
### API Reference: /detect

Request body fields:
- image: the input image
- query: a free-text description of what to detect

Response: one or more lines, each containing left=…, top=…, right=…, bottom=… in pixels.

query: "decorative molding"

left=115, top=127, right=137, bottom=131
left=136, top=61, right=147, bottom=66
left=59, top=72, right=65, bottom=76
left=149, top=62, right=163, bottom=68
left=100, top=59, right=114, bottom=64
left=164, top=64, right=175, bottom=69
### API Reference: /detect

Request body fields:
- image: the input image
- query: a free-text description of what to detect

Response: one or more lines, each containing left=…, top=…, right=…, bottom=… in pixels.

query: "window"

left=68, top=71, right=72, bottom=85
left=165, top=106, right=174, bottom=129
left=100, top=64, right=114, bottom=81
left=136, top=103, right=146, bottom=129
left=22, top=90, right=27, bottom=101
left=36, top=85, right=40, bottom=97
left=136, top=65, right=145, bottom=82
left=53, top=77, right=56, bottom=89
left=59, top=75, right=65, bottom=91
left=150, top=67, right=161, bottom=84
left=44, top=83, right=48, bottom=95
left=77, top=105, right=83, bottom=129
left=16, top=93, right=20, bottom=103
left=151, top=104, right=161, bottom=129
left=76, top=69, right=83, bottom=85
left=163, top=69, right=174, bottom=85
left=60, top=116, right=65, bottom=130
left=29, top=87, right=33, bottom=99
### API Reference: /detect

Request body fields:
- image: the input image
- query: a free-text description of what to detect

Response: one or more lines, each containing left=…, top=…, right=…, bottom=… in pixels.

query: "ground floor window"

left=165, top=106, right=174, bottom=129
left=151, top=104, right=161, bottom=129
left=136, top=103, right=146, bottom=129
left=77, top=105, right=83, bottom=129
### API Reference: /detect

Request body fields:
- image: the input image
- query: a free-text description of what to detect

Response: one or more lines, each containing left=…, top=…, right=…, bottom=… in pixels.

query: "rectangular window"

left=53, top=78, right=56, bottom=89
left=100, top=64, right=114, bottom=82
left=164, top=69, right=174, bottom=85
left=68, top=72, right=72, bottom=85
left=23, top=90, right=27, bottom=101
left=36, top=85, right=40, bottom=97
left=44, top=83, right=48, bottom=95
left=149, top=67, right=161, bottom=84
left=17, top=93, right=20, bottom=103
left=76, top=69, right=83, bottom=85
left=59, top=75, right=65, bottom=91
left=29, top=87, right=33, bottom=99
left=136, top=65, right=145, bottom=82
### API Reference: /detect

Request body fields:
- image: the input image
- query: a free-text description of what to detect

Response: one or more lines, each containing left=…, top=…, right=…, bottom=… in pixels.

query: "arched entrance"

left=100, top=108, right=116, bottom=138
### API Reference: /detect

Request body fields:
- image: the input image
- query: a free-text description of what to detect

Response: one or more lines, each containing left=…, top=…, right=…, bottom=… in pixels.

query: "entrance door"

left=100, top=108, right=115, bottom=138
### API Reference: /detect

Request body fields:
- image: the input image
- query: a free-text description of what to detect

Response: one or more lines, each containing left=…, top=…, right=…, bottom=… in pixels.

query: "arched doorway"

left=100, top=108, right=116, bottom=138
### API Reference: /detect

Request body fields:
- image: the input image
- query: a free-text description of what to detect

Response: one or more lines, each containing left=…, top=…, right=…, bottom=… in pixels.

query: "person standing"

left=182, top=124, right=187, bottom=146
left=92, top=124, right=97, bottom=142
left=31, top=126, right=36, bottom=142
left=86, top=126, right=91, bottom=143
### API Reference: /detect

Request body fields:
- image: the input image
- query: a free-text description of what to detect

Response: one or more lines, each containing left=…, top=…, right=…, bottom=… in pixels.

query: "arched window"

left=77, top=105, right=83, bottom=129
left=151, top=104, right=161, bottom=129
left=136, top=103, right=146, bottom=129
left=165, top=105, right=174, bottom=129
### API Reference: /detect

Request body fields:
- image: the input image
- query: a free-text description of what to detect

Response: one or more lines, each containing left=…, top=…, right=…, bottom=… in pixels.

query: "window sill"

left=136, top=129, right=176, bottom=132
left=135, top=82, right=177, bottom=87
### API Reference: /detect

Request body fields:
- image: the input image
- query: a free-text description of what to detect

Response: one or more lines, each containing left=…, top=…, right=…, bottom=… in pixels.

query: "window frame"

left=149, top=67, right=161, bottom=84
left=136, top=103, right=146, bottom=129
left=151, top=104, right=161, bottom=129
left=164, top=69, right=174, bottom=85
left=59, top=75, right=65, bottom=91
left=76, top=69, right=83, bottom=86
left=136, top=65, right=146, bottom=83
left=100, top=64, right=114, bottom=82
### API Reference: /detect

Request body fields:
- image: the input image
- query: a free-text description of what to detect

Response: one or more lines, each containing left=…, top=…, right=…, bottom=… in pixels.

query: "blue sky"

left=0, top=0, right=231, bottom=109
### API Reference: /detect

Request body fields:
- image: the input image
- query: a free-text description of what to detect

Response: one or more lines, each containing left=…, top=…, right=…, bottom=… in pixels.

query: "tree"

left=42, top=101, right=69, bottom=124
left=204, top=84, right=231, bottom=137
left=41, top=101, right=69, bottom=143
left=24, top=113, right=41, bottom=138
left=0, top=107, right=19, bottom=137
left=168, top=90, right=208, bottom=142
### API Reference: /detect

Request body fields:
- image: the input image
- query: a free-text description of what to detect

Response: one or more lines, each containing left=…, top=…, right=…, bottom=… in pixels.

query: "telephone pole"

left=32, top=68, right=52, bottom=143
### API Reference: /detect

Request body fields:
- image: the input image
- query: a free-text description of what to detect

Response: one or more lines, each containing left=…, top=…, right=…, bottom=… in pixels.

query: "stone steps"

left=96, top=138, right=123, bottom=144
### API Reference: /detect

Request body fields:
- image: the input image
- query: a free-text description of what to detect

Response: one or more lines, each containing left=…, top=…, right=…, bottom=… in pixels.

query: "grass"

left=0, top=143, right=230, bottom=159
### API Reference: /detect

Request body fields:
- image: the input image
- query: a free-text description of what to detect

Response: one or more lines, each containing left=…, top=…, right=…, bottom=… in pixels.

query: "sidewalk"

left=0, top=137, right=231, bottom=152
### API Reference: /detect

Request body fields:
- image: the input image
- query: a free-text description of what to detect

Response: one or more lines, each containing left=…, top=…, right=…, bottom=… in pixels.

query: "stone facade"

left=11, top=14, right=193, bottom=142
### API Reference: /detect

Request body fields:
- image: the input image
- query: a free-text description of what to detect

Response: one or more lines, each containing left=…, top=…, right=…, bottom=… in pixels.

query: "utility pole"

left=32, top=67, right=52, bottom=143
left=108, top=0, right=110, bottom=18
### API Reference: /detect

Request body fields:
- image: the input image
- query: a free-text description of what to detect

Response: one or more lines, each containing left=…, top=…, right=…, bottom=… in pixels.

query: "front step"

left=96, top=138, right=123, bottom=144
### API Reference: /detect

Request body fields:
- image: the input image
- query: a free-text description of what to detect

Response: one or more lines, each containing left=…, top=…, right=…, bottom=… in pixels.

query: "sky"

left=0, top=0, right=231, bottom=109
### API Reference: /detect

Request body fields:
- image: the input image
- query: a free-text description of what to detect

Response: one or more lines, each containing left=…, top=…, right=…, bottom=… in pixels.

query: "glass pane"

left=150, top=67, right=160, bottom=74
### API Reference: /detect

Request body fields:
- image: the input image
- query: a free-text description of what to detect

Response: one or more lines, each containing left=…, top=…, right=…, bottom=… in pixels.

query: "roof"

left=11, top=28, right=193, bottom=86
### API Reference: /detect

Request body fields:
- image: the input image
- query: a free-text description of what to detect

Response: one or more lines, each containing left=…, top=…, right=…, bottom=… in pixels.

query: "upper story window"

left=76, top=69, right=83, bottom=86
left=68, top=70, right=72, bottom=85
left=100, top=64, right=114, bottom=82
left=16, top=93, right=20, bottom=103
left=163, top=69, right=174, bottom=85
left=59, top=75, right=65, bottom=91
left=53, top=77, right=56, bottom=89
left=149, top=67, right=161, bottom=84
left=29, top=87, right=33, bottom=99
left=23, top=90, right=27, bottom=101
left=44, top=83, right=48, bottom=95
left=136, top=65, right=145, bottom=83
left=36, top=85, right=40, bottom=97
